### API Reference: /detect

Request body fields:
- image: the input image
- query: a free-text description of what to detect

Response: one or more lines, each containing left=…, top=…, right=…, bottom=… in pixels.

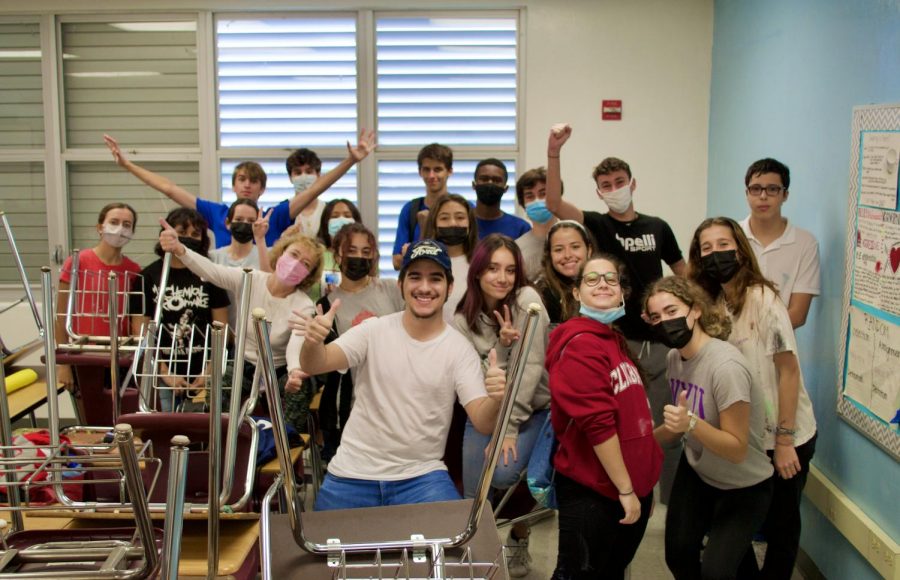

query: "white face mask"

left=101, top=224, right=133, bottom=248
left=291, top=173, right=317, bottom=193
left=598, top=181, right=633, bottom=214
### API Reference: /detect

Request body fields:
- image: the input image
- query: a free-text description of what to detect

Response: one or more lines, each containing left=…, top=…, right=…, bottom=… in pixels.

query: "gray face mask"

left=101, top=224, right=133, bottom=248
left=291, top=173, right=316, bottom=193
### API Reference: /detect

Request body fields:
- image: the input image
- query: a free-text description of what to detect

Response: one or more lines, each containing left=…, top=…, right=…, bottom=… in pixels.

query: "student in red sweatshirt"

left=546, top=253, right=663, bottom=580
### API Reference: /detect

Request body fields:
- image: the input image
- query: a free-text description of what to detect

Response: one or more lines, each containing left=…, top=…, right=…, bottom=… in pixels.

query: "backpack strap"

left=407, top=197, right=424, bottom=244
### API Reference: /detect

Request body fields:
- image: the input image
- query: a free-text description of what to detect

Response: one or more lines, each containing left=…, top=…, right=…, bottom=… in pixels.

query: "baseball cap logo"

left=410, top=242, right=441, bottom=260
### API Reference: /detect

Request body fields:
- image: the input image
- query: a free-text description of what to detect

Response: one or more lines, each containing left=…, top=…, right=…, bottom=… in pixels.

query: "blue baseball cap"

left=400, top=239, right=452, bottom=276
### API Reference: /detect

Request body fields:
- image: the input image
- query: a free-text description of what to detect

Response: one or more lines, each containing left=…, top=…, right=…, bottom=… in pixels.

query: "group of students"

left=54, top=124, right=820, bottom=580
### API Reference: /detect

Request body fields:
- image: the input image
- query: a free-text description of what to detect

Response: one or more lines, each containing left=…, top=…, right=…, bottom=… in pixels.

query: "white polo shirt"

left=739, top=216, right=821, bottom=306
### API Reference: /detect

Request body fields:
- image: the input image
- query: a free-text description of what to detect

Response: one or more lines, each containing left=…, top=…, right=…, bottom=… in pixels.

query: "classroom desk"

left=6, top=379, right=65, bottom=426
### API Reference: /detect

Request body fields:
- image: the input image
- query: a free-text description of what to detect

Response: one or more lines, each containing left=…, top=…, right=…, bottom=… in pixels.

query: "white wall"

left=0, top=0, right=712, bottom=283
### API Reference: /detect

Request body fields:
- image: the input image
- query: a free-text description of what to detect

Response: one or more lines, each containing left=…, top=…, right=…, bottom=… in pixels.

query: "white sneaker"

left=506, top=532, right=532, bottom=578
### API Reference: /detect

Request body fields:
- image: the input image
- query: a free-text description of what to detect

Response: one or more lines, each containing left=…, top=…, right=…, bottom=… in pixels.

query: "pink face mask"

left=275, top=254, right=310, bottom=286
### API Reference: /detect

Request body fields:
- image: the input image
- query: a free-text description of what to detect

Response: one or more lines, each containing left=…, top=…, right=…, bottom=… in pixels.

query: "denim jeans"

left=313, top=470, right=461, bottom=511
left=461, top=408, right=549, bottom=499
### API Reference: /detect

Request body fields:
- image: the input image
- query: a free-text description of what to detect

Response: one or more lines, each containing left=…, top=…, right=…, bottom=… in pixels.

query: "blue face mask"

left=327, top=217, right=354, bottom=238
left=525, top=199, right=554, bottom=224
left=579, top=301, right=625, bottom=325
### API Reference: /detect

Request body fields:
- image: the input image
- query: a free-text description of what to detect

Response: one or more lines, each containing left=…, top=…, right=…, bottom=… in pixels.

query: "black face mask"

left=342, top=256, right=372, bottom=281
left=179, top=236, right=206, bottom=256
left=700, top=250, right=740, bottom=283
left=230, top=222, right=254, bottom=244
left=474, top=183, right=505, bottom=206
left=654, top=316, right=694, bottom=349
left=436, top=226, right=468, bottom=247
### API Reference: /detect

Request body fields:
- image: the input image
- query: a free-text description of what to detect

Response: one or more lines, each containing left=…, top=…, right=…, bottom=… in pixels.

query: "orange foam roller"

left=4, top=368, right=38, bottom=394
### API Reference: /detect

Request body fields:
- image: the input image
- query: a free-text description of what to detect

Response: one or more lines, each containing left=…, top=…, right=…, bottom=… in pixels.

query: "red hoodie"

left=545, top=316, right=662, bottom=500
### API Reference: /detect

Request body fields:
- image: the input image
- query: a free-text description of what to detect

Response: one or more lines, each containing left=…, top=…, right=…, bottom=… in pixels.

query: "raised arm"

left=158, top=219, right=243, bottom=292
left=545, top=125, right=585, bottom=223
left=288, top=128, right=376, bottom=219
left=104, top=134, right=198, bottom=209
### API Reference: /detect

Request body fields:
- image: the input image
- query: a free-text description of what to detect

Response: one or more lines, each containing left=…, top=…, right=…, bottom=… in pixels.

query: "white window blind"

left=0, top=23, right=43, bottom=149
left=376, top=159, right=517, bottom=276
left=375, top=16, right=517, bottom=146
left=68, top=161, right=192, bottom=268
left=220, top=159, right=358, bottom=216
left=61, top=20, right=199, bottom=148
left=216, top=16, right=358, bottom=148
left=0, top=163, right=47, bottom=284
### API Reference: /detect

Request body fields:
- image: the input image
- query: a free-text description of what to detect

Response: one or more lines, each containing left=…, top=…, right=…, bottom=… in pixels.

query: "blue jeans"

left=314, top=470, right=461, bottom=511
left=462, top=408, right=549, bottom=499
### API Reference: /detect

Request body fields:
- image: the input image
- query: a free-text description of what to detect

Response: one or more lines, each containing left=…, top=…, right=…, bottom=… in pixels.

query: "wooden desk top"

left=6, top=380, right=65, bottom=423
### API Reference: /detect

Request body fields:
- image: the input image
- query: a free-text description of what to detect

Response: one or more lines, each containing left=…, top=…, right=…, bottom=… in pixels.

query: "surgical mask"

left=579, top=300, right=625, bottom=325
left=342, top=256, right=372, bottom=282
left=328, top=217, right=354, bottom=238
left=179, top=236, right=205, bottom=255
left=474, top=183, right=505, bottom=206
left=598, top=181, right=633, bottom=214
left=436, top=226, right=468, bottom=247
left=291, top=173, right=316, bottom=194
left=229, top=222, right=254, bottom=244
left=525, top=200, right=554, bottom=224
left=275, top=254, right=310, bottom=286
left=700, top=250, right=740, bottom=284
left=101, top=224, right=133, bottom=248
left=654, top=316, right=694, bottom=349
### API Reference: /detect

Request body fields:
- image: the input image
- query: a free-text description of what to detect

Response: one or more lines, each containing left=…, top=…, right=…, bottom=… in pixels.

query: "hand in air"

left=493, top=304, right=520, bottom=348
left=158, top=219, right=185, bottom=256
left=103, top=134, right=129, bottom=167
left=348, top=128, right=377, bottom=162
left=547, top=123, right=572, bottom=156
left=303, top=299, right=341, bottom=345
left=484, top=348, right=506, bottom=402
left=253, top=208, right=272, bottom=241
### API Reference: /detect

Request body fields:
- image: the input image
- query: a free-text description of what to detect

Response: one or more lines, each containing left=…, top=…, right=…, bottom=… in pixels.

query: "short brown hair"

left=232, top=161, right=267, bottom=190
left=592, top=157, right=632, bottom=181
left=417, top=143, right=453, bottom=171
left=514, top=166, right=564, bottom=208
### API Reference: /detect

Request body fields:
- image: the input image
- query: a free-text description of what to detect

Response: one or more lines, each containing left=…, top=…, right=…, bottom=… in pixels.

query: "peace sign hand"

left=493, top=304, right=520, bottom=348
left=348, top=128, right=377, bottom=163
left=158, top=218, right=185, bottom=256
left=253, top=208, right=272, bottom=241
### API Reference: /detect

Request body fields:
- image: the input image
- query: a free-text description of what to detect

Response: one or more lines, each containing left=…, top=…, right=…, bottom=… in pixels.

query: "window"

left=61, top=19, right=199, bottom=148
left=0, top=22, right=43, bottom=148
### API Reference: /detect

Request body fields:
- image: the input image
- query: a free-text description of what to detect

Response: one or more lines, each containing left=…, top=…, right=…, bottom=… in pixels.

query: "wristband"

left=687, top=410, right=698, bottom=433
left=548, top=155, right=560, bottom=158
left=775, top=426, right=797, bottom=436
left=618, top=489, right=634, bottom=496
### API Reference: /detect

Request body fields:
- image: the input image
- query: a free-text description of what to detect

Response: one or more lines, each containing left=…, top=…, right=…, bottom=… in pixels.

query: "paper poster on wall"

left=853, top=207, right=900, bottom=316
left=860, top=131, right=900, bottom=209
left=845, top=306, right=900, bottom=424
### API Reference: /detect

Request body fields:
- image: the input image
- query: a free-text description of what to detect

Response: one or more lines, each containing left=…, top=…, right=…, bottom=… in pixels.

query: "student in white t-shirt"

left=299, top=239, right=506, bottom=510
left=688, top=217, right=817, bottom=579
left=738, top=158, right=820, bottom=328
left=422, top=194, right=479, bottom=321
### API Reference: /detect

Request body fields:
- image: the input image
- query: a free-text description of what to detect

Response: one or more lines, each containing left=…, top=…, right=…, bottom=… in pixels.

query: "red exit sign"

left=602, top=100, right=622, bottom=121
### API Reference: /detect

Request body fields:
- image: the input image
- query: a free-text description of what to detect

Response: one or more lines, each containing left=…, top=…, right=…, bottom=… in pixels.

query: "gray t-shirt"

left=515, top=232, right=545, bottom=283
left=666, top=338, right=774, bottom=490
left=327, top=278, right=405, bottom=336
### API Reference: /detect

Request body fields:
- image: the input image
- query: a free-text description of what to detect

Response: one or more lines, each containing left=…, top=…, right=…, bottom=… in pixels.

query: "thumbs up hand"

left=663, top=389, right=692, bottom=434
left=303, top=299, right=341, bottom=345
left=158, top=218, right=185, bottom=256
left=484, top=348, right=506, bottom=402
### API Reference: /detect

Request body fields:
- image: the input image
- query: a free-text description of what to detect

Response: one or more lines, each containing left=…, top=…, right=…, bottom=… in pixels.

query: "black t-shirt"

left=132, top=260, right=230, bottom=374
left=582, top=211, right=683, bottom=341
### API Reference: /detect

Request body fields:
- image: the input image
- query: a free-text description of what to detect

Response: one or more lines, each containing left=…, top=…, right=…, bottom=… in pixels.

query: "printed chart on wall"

left=839, top=104, right=900, bottom=460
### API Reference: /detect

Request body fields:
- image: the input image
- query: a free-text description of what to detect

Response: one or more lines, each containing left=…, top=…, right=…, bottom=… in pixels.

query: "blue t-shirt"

left=392, top=198, right=431, bottom=255
left=476, top=212, right=531, bottom=240
left=196, top=198, right=293, bottom=248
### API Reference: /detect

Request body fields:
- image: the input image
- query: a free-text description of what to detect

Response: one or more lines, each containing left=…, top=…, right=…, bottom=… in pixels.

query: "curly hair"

left=643, top=275, right=732, bottom=341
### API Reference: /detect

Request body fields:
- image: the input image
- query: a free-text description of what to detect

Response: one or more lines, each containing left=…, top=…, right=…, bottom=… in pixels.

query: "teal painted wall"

left=708, top=0, right=900, bottom=578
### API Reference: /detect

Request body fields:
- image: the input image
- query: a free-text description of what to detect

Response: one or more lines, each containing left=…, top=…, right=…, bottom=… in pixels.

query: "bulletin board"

left=837, top=103, right=900, bottom=461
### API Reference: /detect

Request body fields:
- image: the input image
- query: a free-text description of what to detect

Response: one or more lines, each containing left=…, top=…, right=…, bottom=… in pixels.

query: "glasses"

left=581, top=271, right=620, bottom=287
left=746, top=184, right=785, bottom=197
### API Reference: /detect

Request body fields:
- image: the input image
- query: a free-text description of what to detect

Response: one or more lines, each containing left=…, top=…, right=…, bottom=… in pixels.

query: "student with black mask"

left=287, top=223, right=404, bottom=460
left=472, top=158, right=531, bottom=240
left=422, top=193, right=479, bottom=320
